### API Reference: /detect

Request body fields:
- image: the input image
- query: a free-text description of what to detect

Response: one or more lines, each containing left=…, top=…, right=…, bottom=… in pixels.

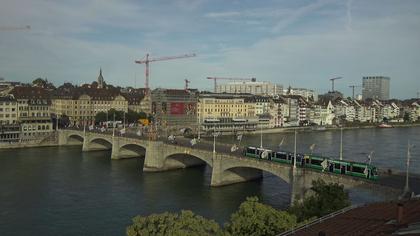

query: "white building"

left=284, top=87, right=317, bottom=101
left=216, top=81, right=283, bottom=96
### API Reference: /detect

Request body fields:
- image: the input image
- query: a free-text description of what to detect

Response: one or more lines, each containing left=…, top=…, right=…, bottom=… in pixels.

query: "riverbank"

left=0, top=133, right=59, bottom=149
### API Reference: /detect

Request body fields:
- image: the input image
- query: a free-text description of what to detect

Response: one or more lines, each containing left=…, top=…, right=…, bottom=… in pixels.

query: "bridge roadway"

left=58, top=129, right=406, bottom=203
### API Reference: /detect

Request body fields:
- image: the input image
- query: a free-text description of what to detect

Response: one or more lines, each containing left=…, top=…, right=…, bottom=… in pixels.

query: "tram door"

left=340, top=165, right=346, bottom=174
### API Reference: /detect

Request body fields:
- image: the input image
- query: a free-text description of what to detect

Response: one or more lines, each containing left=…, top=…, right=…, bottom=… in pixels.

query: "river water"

left=0, top=127, right=419, bottom=235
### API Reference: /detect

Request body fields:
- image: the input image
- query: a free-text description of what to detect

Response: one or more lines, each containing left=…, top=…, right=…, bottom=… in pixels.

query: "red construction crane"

left=135, top=53, right=196, bottom=92
left=330, top=77, right=342, bottom=92
left=184, top=79, right=190, bottom=90
left=206, top=77, right=256, bottom=92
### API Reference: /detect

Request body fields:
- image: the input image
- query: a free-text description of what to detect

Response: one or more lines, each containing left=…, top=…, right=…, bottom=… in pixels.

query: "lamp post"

left=340, top=127, right=343, bottom=160
left=213, top=123, right=216, bottom=154
left=112, top=113, right=115, bottom=137
left=260, top=121, right=263, bottom=148
left=293, top=129, right=297, bottom=169
left=403, top=141, right=414, bottom=195
left=198, top=104, right=201, bottom=141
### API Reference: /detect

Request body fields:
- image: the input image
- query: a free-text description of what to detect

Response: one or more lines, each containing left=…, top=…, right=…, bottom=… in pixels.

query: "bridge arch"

left=221, top=158, right=293, bottom=184
left=88, top=137, right=112, bottom=150
left=118, top=143, right=146, bottom=158
left=67, top=133, right=84, bottom=144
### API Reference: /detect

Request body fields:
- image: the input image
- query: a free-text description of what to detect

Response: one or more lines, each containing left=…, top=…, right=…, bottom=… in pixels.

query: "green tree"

left=403, top=112, right=410, bottom=122
left=225, top=197, right=297, bottom=236
left=95, top=111, right=107, bottom=123
left=126, top=210, right=225, bottom=236
left=289, top=179, right=350, bottom=222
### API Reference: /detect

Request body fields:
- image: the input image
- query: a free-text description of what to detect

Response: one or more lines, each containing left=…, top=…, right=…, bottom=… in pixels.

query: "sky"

left=0, top=0, right=419, bottom=99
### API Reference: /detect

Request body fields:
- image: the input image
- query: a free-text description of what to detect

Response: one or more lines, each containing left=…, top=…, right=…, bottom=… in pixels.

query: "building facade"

left=9, top=87, right=53, bottom=141
left=216, top=81, right=283, bottom=96
left=362, top=76, right=390, bottom=100
left=197, top=93, right=257, bottom=133
left=151, top=88, right=198, bottom=134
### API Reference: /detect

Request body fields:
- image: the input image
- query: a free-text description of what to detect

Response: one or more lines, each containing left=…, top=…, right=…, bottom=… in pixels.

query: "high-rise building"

left=362, top=76, right=390, bottom=100
left=216, top=81, right=283, bottom=96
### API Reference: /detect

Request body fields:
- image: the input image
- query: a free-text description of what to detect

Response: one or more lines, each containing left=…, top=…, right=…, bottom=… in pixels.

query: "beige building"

left=0, top=96, right=18, bottom=125
left=197, top=93, right=257, bottom=133
left=52, top=88, right=129, bottom=126
left=9, top=87, right=53, bottom=141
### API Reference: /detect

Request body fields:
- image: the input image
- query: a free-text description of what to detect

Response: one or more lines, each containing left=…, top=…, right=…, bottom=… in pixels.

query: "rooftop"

left=288, top=198, right=420, bottom=236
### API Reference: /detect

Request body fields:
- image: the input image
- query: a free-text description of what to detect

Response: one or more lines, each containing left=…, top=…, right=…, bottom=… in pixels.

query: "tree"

left=289, top=179, right=350, bottom=222
left=403, top=112, right=410, bottom=122
left=95, top=112, right=107, bottom=123
left=225, top=197, right=297, bottom=236
left=126, top=210, right=225, bottom=236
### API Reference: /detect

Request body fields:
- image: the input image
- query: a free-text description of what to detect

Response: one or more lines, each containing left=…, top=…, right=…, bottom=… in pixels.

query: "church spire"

left=97, top=68, right=105, bottom=89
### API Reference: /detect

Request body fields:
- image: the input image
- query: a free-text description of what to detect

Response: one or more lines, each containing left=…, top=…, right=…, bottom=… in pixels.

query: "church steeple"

left=97, top=68, right=105, bottom=89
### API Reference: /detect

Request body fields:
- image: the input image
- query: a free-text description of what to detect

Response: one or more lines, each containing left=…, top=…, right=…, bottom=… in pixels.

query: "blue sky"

left=0, top=0, right=419, bottom=98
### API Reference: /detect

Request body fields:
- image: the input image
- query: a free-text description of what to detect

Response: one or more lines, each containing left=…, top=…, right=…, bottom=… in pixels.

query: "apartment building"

left=9, top=87, right=53, bottom=140
left=197, top=93, right=257, bottom=133
left=51, top=87, right=128, bottom=126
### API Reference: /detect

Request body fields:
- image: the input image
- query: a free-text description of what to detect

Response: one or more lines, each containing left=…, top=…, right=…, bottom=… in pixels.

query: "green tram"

left=243, top=146, right=378, bottom=180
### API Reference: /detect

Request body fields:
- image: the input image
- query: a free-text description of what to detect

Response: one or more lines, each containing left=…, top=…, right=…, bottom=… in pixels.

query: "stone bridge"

left=58, top=130, right=401, bottom=203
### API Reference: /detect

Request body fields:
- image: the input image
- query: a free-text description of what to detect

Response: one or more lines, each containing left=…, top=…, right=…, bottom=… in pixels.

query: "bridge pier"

left=211, top=154, right=263, bottom=187
left=290, top=168, right=311, bottom=204
left=82, top=133, right=90, bottom=152
left=143, top=140, right=166, bottom=172
left=111, top=136, right=120, bottom=159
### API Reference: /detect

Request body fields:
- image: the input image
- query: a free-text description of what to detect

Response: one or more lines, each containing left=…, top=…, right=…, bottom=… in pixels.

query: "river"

left=0, top=127, right=419, bottom=235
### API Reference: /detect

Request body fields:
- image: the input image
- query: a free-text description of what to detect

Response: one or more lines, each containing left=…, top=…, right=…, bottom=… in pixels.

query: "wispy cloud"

left=270, top=0, right=337, bottom=33
left=204, top=11, right=241, bottom=18
left=0, top=0, right=419, bottom=98
left=346, top=0, right=353, bottom=31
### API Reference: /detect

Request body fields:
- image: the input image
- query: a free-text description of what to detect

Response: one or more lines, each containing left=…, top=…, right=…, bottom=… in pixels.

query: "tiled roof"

left=291, top=199, right=420, bottom=236
left=9, top=86, right=51, bottom=99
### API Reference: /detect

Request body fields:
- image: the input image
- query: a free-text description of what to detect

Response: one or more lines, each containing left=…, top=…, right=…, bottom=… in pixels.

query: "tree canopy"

left=288, top=179, right=350, bottom=222
left=224, top=197, right=297, bottom=236
left=126, top=210, right=225, bottom=236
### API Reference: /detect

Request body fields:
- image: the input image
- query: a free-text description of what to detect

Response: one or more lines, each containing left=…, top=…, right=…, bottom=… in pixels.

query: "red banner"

left=170, top=102, right=185, bottom=115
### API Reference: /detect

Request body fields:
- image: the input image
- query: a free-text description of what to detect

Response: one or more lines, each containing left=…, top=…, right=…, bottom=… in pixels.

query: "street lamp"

left=340, top=127, right=343, bottom=160
left=403, top=140, right=415, bottom=195
left=293, top=129, right=297, bottom=169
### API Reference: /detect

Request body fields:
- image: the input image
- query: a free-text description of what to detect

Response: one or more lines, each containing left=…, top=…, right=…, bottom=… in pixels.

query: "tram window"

left=334, top=163, right=340, bottom=169
left=346, top=165, right=351, bottom=171
left=310, top=159, right=322, bottom=166
left=247, top=148, right=255, bottom=154
left=276, top=152, right=287, bottom=159
left=352, top=166, right=365, bottom=173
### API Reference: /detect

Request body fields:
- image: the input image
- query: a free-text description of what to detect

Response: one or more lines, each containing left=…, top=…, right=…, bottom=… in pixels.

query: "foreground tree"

left=225, top=197, right=297, bottom=236
left=126, top=210, right=225, bottom=236
left=289, top=179, right=350, bottom=222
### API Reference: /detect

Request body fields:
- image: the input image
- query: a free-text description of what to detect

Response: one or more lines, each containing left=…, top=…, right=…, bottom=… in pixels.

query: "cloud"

left=346, top=0, right=353, bottom=31
left=0, top=0, right=419, bottom=99
left=271, top=0, right=337, bottom=33
left=204, top=11, right=241, bottom=18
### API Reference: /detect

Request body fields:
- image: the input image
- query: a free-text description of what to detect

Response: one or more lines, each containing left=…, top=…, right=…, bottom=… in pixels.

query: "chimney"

left=397, top=203, right=404, bottom=225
